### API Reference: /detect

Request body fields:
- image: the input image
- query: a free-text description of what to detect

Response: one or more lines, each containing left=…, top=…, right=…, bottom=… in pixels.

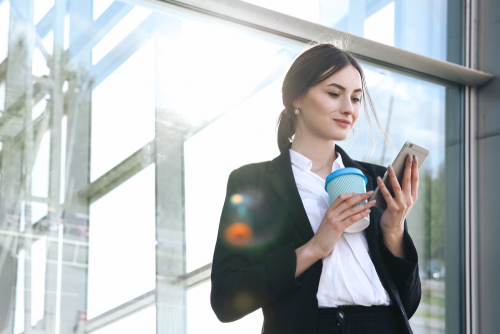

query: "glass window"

left=243, top=0, right=464, bottom=64
left=90, top=38, right=155, bottom=181
left=0, top=0, right=10, bottom=64
left=93, top=0, right=115, bottom=21
left=33, top=0, right=54, bottom=25
left=92, top=306, right=156, bottom=334
left=88, top=163, right=156, bottom=318
left=0, top=0, right=465, bottom=333
left=339, top=64, right=464, bottom=333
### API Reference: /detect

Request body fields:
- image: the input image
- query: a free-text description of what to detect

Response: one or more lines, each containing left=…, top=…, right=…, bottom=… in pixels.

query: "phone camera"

left=409, top=144, right=414, bottom=148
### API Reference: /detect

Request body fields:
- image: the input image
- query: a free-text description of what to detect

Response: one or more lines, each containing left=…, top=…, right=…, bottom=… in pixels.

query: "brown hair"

left=276, top=42, right=392, bottom=160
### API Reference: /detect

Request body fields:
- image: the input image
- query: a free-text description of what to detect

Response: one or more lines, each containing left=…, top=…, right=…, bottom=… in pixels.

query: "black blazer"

left=211, top=143, right=421, bottom=334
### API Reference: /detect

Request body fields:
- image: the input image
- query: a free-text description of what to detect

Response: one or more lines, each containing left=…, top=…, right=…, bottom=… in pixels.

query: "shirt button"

left=338, top=311, right=345, bottom=320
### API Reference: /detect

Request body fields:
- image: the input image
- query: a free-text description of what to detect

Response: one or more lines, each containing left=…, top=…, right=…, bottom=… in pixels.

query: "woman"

left=210, top=43, right=421, bottom=334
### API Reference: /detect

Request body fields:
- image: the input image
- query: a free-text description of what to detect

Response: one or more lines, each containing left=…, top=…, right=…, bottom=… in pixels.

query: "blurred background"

left=0, top=0, right=498, bottom=333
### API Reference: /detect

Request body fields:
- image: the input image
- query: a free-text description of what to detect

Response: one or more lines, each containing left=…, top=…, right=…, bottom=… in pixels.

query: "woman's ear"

left=293, top=97, right=301, bottom=110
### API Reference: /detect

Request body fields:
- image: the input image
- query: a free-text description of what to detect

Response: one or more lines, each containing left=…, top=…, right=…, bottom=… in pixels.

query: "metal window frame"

left=124, top=0, right=493, bottom=87
left=465, top=0, right=479, bottom=334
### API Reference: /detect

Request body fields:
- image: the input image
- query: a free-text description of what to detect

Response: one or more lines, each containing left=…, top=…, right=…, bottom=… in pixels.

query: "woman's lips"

left=334, top=119, right=350, bottom=128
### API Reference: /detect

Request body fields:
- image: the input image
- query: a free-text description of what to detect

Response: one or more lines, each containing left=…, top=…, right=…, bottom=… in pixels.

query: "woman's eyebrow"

left=326, top=82, right=362, bottom=92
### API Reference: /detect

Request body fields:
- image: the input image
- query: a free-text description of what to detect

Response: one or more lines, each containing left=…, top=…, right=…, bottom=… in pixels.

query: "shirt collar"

left=289, top=148, right=345, bottom=173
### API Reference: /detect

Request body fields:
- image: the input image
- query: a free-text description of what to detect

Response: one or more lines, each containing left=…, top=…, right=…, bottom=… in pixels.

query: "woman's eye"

left=352, top=97, right=361, bottom=103
left=328, top=92, right=340, bottom=98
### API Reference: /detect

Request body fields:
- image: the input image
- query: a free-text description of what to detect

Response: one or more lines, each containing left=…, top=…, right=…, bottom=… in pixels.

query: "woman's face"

left=294, top=64, right=362, bottom=141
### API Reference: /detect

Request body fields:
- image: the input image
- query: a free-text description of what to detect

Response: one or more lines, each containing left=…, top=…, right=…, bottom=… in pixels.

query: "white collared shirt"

left=289, top=148, right=391, bottom=307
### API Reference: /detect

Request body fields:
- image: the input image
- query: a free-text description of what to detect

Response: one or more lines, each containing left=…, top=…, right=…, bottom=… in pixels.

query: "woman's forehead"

left=319, top=65, right=362, bottom=88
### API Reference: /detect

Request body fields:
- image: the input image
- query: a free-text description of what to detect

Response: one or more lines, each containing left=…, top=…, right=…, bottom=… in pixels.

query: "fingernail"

left=407, top=155, right=412, bottom=163
left=388, top=165, right=393, bottom=172
left=377, top=176, right=382, bottom=181
left=367, top=190, right=374, bottom=194
left=369, top=200, right=376, bottom=204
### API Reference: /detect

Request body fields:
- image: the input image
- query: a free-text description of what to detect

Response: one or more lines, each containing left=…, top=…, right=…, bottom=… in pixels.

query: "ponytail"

left=277, top=107, right=296, bottom=153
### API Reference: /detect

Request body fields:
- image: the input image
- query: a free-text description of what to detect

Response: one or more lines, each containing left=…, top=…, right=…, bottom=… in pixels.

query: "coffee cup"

left=324, top=167, right=370, bottom=233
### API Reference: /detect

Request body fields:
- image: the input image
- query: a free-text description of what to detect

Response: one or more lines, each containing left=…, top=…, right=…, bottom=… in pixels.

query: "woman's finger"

left=411, top=155, right=419, bottom=200
left=387, top=164, right=402, bottom=201
left=330, top=192, right=367, bottom=210
left=330, top=191, right=373, bottom=215
left=402, top=155, right=412, bottom=196
left=377, top=175, right=396, bottom=208
left=340, top=208, right=371, bottom=229
left=338, top=199, right=375, bottom=222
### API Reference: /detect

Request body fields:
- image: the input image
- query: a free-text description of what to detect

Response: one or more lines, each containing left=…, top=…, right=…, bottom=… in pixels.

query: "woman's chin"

left=330, top=132, right=350, bottom=141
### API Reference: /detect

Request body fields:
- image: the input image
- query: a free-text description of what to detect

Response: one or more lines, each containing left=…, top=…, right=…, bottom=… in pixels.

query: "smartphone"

left=370, top=141, right=429, bottom=210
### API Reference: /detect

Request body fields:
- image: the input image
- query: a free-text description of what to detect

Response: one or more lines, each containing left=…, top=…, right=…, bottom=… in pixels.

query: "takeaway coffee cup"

left=324, top=168, right=370, bottom=233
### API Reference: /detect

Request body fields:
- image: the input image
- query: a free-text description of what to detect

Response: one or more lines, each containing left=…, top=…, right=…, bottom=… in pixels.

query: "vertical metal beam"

left=0, top=3, right=35, bottom=333
left=154, top=13, right=186, bottom=334
left=54, top=0, right=93, bottom=333
left=465, top=0, right=478, bottom=333
left=444, top=83, right=466, bottom=334
left=22, top=0, right=36, bottom=332
left=49, top=1, right=67, bottom=332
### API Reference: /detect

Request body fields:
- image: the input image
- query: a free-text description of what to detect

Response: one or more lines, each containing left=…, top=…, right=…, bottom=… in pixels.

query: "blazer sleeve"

left=378, top=218, right=421, bottom=319
left=210, top=168, right=303, bottom=323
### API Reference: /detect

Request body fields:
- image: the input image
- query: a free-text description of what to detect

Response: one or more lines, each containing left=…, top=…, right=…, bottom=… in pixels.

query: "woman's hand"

left=377, top=154, right=419, bottom=258
left=295, top=192, right=376, bottom=277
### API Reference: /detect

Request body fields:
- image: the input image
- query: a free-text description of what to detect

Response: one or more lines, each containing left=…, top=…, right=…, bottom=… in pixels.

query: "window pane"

left=0, top=0, right=10, bottom=64
left=243, top=0, right=464, bottom=64
left=92, top=306, right=156, bottom=334
left=339, top=63, right=464, bottom=333
left=88, top=163, right=156, bottom=318
left=0, top=0, right=464, bottom=333
left=91, top=38, right=155, bottom=181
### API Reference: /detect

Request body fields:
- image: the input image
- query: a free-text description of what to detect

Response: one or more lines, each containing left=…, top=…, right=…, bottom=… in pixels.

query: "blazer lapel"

left=338, top=146, right=403, bottom=309
left=269, top=144, right=315, bottom=241
left=268, top=143, right=376, bottom=242
left=335, top=144, right=380, bottom=246
left=334, top=144, right=374, bottom=193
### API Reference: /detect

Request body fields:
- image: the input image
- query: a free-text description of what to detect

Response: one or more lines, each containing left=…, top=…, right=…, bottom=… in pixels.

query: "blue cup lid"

left=324, top=167, right=368, bottom=192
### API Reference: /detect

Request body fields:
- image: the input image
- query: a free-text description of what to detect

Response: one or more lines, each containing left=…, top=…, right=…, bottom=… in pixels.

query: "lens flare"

left=234, top=292, right=253, bottom=312
left=230, top=194, right=243, bottom=204
left=225, top=222, right=252, bottom=246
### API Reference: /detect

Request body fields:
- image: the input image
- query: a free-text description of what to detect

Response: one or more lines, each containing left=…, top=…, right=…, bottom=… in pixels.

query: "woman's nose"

left=341, top=96, right=354, bottom=114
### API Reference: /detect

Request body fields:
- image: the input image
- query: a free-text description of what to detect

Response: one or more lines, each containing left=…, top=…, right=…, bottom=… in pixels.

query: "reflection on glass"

left=92, top=6, right=152, bottom=65
left=338, top=63, right=461, bottom=333
left=92, top=306, right=156, bottom=334
left=243, top=0, right=459, bottom=63
left=91, top=38, right=155, bottom=181
left=93, top=0, right=115, bottom=21
left=88, top=164, right=156, bottom=318
left=33, top=0, right=54, bottom=25
left=0, top=0, right=10, bottom=64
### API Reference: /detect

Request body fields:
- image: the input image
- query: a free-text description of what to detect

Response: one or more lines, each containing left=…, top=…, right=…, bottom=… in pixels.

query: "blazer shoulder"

left=356, top=160, right=387, bottom=179
left=230, top=160, right=273, bottom=184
